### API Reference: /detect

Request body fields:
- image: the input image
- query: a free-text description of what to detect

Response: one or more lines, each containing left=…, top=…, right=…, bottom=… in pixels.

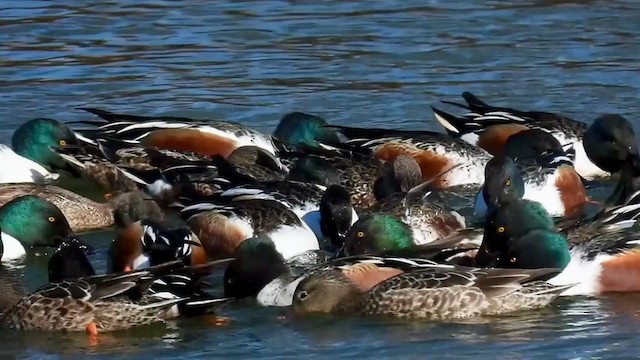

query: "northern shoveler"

left=432, top=91, right=608, bottom=179
left=182, top=195, right=320, bottom=260
left=74, top=108, right=279, bottom=161
left=0, top=195, right=91, bottom=262
left=291, top=256, right=570, bottom=319
left=474, top=135, right=587, bottom=219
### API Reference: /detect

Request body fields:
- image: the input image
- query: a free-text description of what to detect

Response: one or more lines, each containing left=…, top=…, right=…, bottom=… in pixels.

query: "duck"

left=182, top=195, right=320, bottom=260
left=0, top=184, right=114, bottom=233
left=223, top=235, right=326, bottom=306
left=0, top=194, right=92, bottom=261
left=8, top=117, right=84, bottom=179
left=273, top=111, right=490, bottom=189
left=219, top=183, right=357, bottom=251
left=474, top=195, right=640, bottom=296
left=105, top=190, right=208, bottom=272
left=223, top=232, right=474, bottom=307
left=73, top=107, right=280, bottom=162
left=473, top=133, right=587, bottom=218
left=51, top=235, right=231, bottom=319
left=291, top=255, right=570, bottom=320
left=432, top=91, right=608, bottom=179
left=0, top=262, right=184, bottom=334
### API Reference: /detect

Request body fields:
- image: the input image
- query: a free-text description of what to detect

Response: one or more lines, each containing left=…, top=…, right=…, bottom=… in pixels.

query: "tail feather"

left=431, top=107, right=468, bottom=135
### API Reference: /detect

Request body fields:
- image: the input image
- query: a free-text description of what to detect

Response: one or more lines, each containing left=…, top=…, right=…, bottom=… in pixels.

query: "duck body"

left=292, top=256, right=568, bottom=320
left=0, top=271, right=182, bottom=333
left=183, top=196, right=320, bottom=260
left=432, top=92, right=607, bottom=179
left=75, top=108, right=278, bottom=160
left=319, top=126, right=490, bottom=189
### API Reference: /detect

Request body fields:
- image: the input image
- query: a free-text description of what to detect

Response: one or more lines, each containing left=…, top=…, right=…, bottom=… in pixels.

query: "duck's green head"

left=583, top=114, right=638, bottom=174
left=12, top=118, right=81, bottom=173
left=503, top=129, right=563, bottom=159
left=476, top=199, right=568, bottom=269
left=223, top=235, right=288, bottom=299
left=373, top=155, right=422, bottom=200
left=481, top=156, right=525, bottom=212
left=343, top=214, right=414, bottom=256
left=273, top=112, right=343, bottom=148
left=288, top=155, right=341, bottom=186
left=0, top=195, right=78, bottom=247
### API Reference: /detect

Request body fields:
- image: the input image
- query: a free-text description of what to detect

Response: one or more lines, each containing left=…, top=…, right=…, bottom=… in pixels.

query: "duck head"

left=12, top=118, right=82, bottom=175
left=288, top=155, right=341, bottom=186
left=373, top=154, right=423, bottom=200
left=583, top=115, right=640, bottom=205
left=475, top=156, right=525, bottom=217
left=273, top=112, right=344, bottom=148
left=223, top=235, right=289, bottom=298
left=292, top=268, right=359, bottom=315
left=475, top=200, right=570, bottom=270
left=48, top=236, right=96, bottom=282
left=583, top=114, right=639, bottom=173
left=342, top=214, right=414, bottom=256
left=503, top=129, right=564, bottom=159
left=0, top=195, right=87, bottom=249
left=319, top=185, right=357, bottom=250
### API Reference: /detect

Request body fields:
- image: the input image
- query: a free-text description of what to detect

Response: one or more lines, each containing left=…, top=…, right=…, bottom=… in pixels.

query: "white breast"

left=572, top=141, right=609, bottom=180
left=523, top=175, right=566, bottom=217
left=0, top=231, right=27, bottom=262
left=0, top=145, right=58, bottom=184
left=269, top=224, right=320, bottom=260
left=548, top=249, right=610, bottom=296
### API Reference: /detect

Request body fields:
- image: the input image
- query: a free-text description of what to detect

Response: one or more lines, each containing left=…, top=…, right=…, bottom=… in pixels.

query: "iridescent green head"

left=0, top=195, right=77, bottom=247
left=288, top=155, right=341, bottom=186
left=476, top=199, right=569, bottom=270
left=343, top=214, right=414, bottom=256
left=273, top=112, right=343, bottom=148
left=12, top=118, right=80, bottom=172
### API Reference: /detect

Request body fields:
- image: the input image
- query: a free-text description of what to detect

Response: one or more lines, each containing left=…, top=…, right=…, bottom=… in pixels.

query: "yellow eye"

left=510, top=257, right=517, bottom=263
left=356, top=231, right=364, bottom=238
left=505, top=179, right=511, bottom=186
left=48, top=216, right=55, bottom=223
left=497, top=226, right=505, bottom=233
left=59, top=140, right=66, bottom=146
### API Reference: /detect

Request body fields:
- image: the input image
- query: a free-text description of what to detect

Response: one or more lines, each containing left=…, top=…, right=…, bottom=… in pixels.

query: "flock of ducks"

left=1, top=91, right=640, bottom=335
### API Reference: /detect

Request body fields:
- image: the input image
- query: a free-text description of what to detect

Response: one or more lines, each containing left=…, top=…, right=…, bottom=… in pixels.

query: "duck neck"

left=607, top=160, right=640, bottom=206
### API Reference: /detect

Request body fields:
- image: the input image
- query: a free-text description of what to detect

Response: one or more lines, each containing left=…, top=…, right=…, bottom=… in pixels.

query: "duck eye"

left=356, top=231, right=364, bottom=238
left=48, top=216, right=55, bottom=223
left=505, top=179, right=511, bottom=186
left=497, top=226, right=505, bottom=233
left=510, top=257, right=517, bottom=263
left=59, top=140, right=66, bottom=146
left=298, top=290, right=309, bottom=301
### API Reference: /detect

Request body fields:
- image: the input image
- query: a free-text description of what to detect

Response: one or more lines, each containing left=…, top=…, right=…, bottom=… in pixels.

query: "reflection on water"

left=2, top=0, right=640, bottom=358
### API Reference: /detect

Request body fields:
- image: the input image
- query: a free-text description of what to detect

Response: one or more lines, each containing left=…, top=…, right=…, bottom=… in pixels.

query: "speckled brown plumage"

left=0, top=273, right=180, bottom=332
left=293, top=261, right=570, bottom=320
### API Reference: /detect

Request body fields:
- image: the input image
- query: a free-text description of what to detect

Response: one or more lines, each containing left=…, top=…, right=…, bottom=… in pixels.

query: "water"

left=2, top=0, right=640, bottom=358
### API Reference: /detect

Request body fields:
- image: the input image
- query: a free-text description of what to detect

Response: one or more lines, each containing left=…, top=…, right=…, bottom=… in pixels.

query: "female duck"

left=292, top=255, right=570, bottom=319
